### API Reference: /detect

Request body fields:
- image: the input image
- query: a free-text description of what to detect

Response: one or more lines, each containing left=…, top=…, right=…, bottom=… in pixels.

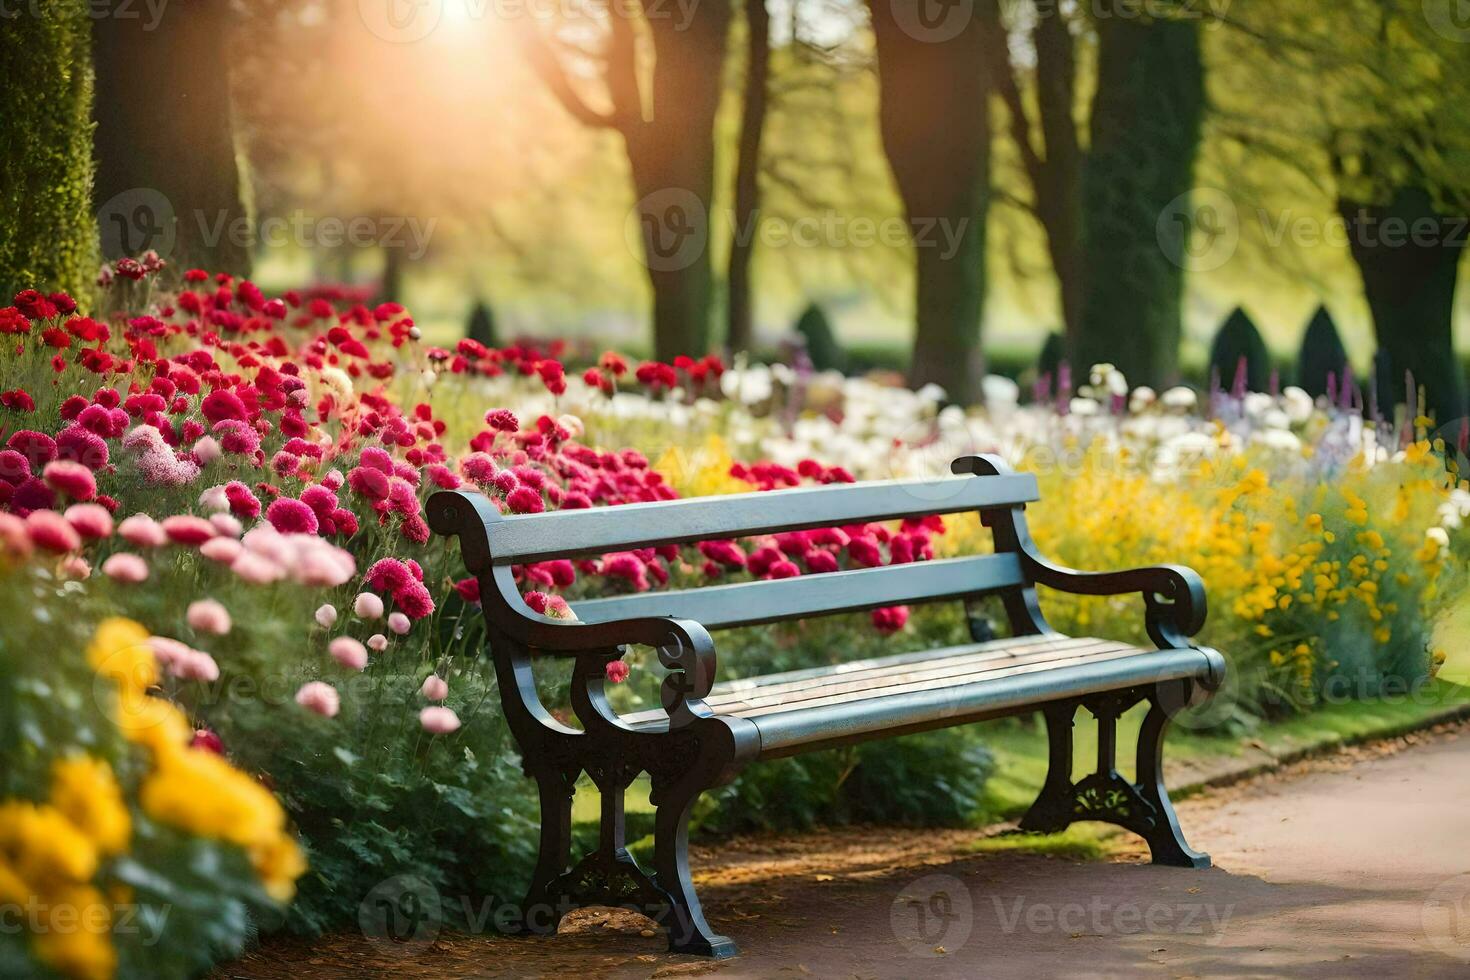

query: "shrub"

left=794, top=303, right=845, bottom=372
left=1209, top=306, right=1271, bottom=393
left=1297, top=305, right=1350, bottom=398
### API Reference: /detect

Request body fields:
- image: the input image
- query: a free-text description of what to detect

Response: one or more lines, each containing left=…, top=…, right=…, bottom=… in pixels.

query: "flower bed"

left=0, top=262, right=1465, bottom=976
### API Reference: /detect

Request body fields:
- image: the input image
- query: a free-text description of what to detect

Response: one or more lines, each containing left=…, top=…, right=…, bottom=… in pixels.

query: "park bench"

left=429, top=453, right=1226, bottom=958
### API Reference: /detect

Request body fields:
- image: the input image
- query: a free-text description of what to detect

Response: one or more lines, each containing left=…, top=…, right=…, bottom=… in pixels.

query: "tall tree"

left=522, top=0, right=733, bottom=360
left=0, top=1, right=95, bottom=299
left=726, top=0, right=772, bottom=355
left=93, top=0, right=251, bottom=274
left=992, top=4, right=1204, bottom=385
left=1216, top=0, right=1470, bottom=422
left=866, top=0, right=996, bottom=403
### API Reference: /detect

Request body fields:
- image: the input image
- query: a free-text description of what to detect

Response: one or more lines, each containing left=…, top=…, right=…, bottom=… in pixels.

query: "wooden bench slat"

left=484, top=472, right=1039, bottom=564
left=745, top=647, right=1216, bottom=756
left=568, top=554, right=1026, bottom=630
left=697, top=634, right=1108, bottom=702
left=617, top=635, right=1143, bottom=727
left=700, top=637, right=1127, bottom=710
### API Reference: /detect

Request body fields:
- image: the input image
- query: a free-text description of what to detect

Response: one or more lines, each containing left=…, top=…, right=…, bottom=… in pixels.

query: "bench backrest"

left=429, top=459, right=1040, bottom=633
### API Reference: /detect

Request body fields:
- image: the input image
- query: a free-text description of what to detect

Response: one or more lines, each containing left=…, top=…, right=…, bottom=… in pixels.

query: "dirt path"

left=224, top=722, right=1470, bottom=979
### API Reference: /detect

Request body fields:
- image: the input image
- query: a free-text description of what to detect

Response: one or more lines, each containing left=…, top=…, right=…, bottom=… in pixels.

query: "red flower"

left=485, top=409, right=519, bottom=432
left=453, top=577, right=481, bottom=604
left=0, top=389, right=35, bottom=412
left=605, top=660, right=630, bottom=684
left=265, top=497, right=319, bottom=535
left=871, top=605, right=910, bottom=634
left=0, top=307, right=32, bottom=334
left=13, top=290, right=57, bottom=320
left=506, top=486, right=544, bottom=514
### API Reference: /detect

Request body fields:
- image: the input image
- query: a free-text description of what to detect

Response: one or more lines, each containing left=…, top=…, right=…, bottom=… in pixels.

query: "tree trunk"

left=0, top=1, right=95, bottom=299
left=726, top=0, right=771, bottom=356
left=626, top=0, right=732, bottom=362
left=867, top=0, right=994, bottom=404
left=1340, top=187, right=1466, bottom=425
left=1074, top=9, right=1203, bottom=386
left=93, top=0, right=251, bottom=276
left=1031, top=4, right=1084, bottom=349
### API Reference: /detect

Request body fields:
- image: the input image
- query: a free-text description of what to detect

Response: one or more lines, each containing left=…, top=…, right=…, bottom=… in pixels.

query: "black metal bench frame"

left=429, top=454, right=1226, bottom=958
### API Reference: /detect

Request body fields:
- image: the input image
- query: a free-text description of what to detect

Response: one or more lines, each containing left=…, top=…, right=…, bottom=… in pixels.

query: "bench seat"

left=620, top=634, right=1221, bottom=757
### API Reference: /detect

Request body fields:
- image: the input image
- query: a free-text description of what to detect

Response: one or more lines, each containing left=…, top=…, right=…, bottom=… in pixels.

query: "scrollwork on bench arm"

left=523, top=615, right=719, bottom=731
left=1025, top=557, right=1207, bottom=651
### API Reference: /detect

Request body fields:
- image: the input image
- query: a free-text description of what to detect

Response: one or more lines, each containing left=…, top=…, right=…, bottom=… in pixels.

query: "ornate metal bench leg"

left=651, top=777, right=739, bottom=959
left=1019, top=702, right=1077, bottom=833
left=1016, top=691, right=1209, bottom=870
left=1135, top=697, right=1210, bottom=869
left=521, top=763, right=577, bottom=935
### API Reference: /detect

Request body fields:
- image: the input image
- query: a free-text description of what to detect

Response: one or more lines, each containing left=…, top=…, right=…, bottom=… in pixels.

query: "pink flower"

left=59, top=556, right=91, bottom=579
left=209, top=512, right=243, bottom=537
left=605, top=661, right=630, bottom=684
left=224, top=481, right=261, bottom=519
left=199, top=537, right=243, bottom=563
left=328, top=636, right=368, bottom=671
left=393, top=580, right=435, bottom=620
left=42, top=460, right=96, bottom=501
left=198, top=485, right=229, bottom=513
left=420, top=675, right=448, bottom=701
left=367, top=633, right=388, bottom=652
left=295, top=681, right=340, bottom=718
left=315, top=604, right=338, bottom=628
left=266, top=498, right=318, bottom=535
left=387, top=611, right=411, bottom=635
left=506, top=486, right=544, bottom=514
left=162, top=515, right=216, bottom=545
left=0, top=513, right=33, bottom=559
left=26, top=510, right=80, bottom=552
left=347, top=465, right=390, bottom=501
left=118, top=514, right=167, bottom=548
left=353, top=592, right=384, bottom=619
left=186, top=599, right=232, bottom=635
left=64, top=503, right=113, bottom=539
left=360, top=560, right=406, bottom=594
left=101, top=552, right=149, bottom=583
left=419, top=706, right=461, bottom=734
left=231, top=551, right=283, bottom=584
left=192, top=435, right=222, bottom=466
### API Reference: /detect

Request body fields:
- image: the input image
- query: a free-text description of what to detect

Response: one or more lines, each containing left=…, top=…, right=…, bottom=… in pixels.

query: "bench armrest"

left=1025, top=552, right=1207, bottom=648
left=519, top=614, right=720, bottom=731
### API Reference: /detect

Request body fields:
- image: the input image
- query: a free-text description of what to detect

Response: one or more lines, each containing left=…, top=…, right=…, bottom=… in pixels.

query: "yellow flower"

left=140, top=748, right=285, bottom=850
left=251, top=834, right=308, bottom=904
left=28, top=883, right=116, bottom=980
left=86, top=618, right=156, bottom=694
left=50, top=757, right=131, bottom=857
left=0, top=801, right=98, bottom=888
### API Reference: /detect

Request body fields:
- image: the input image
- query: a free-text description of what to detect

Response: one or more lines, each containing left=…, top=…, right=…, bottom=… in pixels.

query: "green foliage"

left=1296, top=306, right=1349, bottom=398
left=793, top=303, right=845, bottom=372
left=0, top=569, right=283, bottom=979
left=0, top=2, right=96, bottom=299
left=466, top=301, right=498, bottom=348
left=1209, top=307, right=1271, bottom=392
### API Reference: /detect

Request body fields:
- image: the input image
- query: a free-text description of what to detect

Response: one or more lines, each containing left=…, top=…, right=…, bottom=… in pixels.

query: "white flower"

left=1251, top=428, right=1302, bottom=452
left=1281, top=386, right=1315, bottom=425
left=1069, top=397, right=1100, bottom=417
left=198, top=485, right=229, bottom=513
left=1105, top=370, right=1129, bottom=397
left=1161, top=386, right=1197, bottom=411
left=981, top=375, right=1020, bottom=408
left=1426, top=527, right=1450, bottom=548
left=1243, top=392, right=1275, bottom=418
left=916, top=383, right=948, bottom=404
left=315, top=604, right=338, bottom=628
left=1129, top=386, right=1157, bottom=414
